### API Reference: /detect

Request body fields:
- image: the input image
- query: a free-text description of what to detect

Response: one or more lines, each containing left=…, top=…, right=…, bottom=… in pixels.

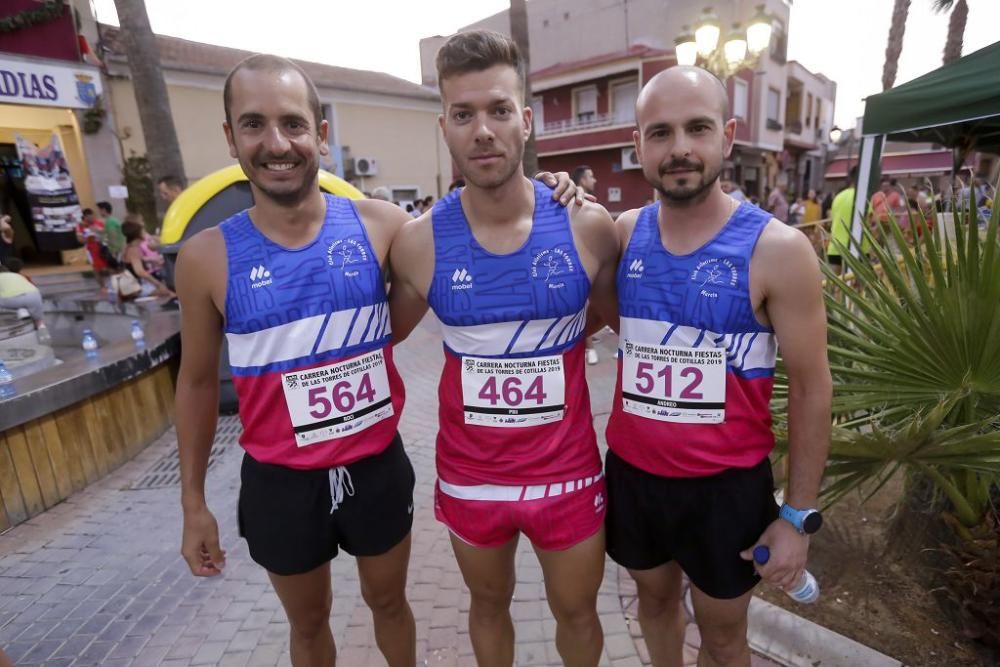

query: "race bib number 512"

left=281, top=349, right=394, bottom=446
left=622, top=342, right=726, bottom=423
left=461, top=355, right=565, bottom=428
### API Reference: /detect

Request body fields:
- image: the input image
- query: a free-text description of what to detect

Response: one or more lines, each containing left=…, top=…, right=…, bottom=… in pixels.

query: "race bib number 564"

left=281, top=349, right=394, bottom=446
left=622, top=342, right=726, bottom=423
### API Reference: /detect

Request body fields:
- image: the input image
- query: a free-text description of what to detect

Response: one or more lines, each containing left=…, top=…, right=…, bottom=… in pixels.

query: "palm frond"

left=774, top=184, right=1000, bottom=525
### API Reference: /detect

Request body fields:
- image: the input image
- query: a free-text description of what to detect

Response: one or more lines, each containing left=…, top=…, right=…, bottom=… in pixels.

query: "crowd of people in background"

left=74, top=201, right=173, bottom=300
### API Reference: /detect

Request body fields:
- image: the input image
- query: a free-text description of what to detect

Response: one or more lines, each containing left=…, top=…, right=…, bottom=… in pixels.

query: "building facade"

left=421, top=0, right=837, bottom=214
left=100, top=26, right=451, bottom=203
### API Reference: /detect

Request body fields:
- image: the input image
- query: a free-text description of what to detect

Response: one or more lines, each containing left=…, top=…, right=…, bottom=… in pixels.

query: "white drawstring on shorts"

left=328, top=466, right=355, bottom=514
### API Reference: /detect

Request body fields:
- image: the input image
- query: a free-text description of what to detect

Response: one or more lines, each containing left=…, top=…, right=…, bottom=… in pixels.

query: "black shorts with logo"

left=605, top=449, right=779, bottom=600
left=238, top=433, right=415, bottom=576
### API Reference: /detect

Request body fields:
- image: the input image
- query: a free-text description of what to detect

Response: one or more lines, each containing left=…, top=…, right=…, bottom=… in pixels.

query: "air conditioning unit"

left=621, top=147, right=641, bottom=170
left=355, top=157, right=378, bottom=176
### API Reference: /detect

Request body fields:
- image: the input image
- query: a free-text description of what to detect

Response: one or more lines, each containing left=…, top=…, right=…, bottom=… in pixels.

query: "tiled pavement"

left=0, top=317, right=781, bottom=666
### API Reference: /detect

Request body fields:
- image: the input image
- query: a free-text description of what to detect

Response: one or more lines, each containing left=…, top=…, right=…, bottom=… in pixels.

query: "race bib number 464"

left=622, top=342, right=726, bottom=424
left=461, top=355, right=565, bottom=428
left=281, top=349, right=394, bottom=446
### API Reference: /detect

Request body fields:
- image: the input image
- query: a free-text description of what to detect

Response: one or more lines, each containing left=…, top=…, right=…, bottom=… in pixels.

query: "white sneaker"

left=16, top=308, right=30, bottom=320
left=586, top=348, right=599, bottom=365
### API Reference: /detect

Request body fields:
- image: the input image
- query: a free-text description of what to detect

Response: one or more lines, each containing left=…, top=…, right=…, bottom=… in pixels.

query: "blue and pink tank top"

left=427, top=180, right=600, bottom=486
left=606, top=201, right=777, bottom=477
left=220, top=194, right=404, bottom=469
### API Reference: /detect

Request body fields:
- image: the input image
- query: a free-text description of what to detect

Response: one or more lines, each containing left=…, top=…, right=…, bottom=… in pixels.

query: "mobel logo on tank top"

left=451, top=268, right=473, bottom=290
left=690, top=258, right=738, bottom=299
left=249, top=265, right=273, bottom=289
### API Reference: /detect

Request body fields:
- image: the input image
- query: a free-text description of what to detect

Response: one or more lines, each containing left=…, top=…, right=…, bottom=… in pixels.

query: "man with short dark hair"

left=175, top=53, right=419, bottom=667
left=176, top=51, right=582, bottom=667
left=389, top=30, right=618, bottom=667
left=97, top=201, right=125, bottom=257
left=157, top=175, right=186, bottom=205
left=572, top=165, right=597, bottom=196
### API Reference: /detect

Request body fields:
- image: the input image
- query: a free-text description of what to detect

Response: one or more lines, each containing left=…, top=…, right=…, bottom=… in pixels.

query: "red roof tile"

left=531, top=43, right=671, bottom=81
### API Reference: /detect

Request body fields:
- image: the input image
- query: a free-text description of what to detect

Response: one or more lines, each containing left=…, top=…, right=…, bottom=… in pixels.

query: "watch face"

left=803, top=511, right=823, bottom=534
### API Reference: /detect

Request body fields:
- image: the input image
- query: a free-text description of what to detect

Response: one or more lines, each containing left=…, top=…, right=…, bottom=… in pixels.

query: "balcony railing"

left=537, top=112, right=631, bottom=137
left=786, top=120, right=803, bottom=134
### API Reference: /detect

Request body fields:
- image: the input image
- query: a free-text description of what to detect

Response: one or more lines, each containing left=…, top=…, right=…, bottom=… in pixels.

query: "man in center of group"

left=389, top=30, right=620, bottom=667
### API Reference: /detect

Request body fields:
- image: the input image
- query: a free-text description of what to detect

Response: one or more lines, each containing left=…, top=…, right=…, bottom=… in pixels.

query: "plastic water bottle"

left=0, top=361, right=15, bottom=399
left=81, top=328, right=99, bottom=358
left=130, top=320, right=145, bottom=346
left=753, top=545, right=819, bottom=604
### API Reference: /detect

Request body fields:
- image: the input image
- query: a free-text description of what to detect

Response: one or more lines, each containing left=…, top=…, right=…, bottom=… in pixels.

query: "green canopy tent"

left=848, top=40, right=1000, bottom=250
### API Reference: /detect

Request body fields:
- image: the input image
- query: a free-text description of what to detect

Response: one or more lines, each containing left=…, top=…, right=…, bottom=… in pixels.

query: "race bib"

left=621, top=341, right=726, bottom=423
left=281, top=349, right=394, bottom=446
left=461, top=355, right=565, bottom=428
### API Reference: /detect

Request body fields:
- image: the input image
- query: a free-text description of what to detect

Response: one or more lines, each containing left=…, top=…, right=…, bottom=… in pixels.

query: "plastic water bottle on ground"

left=81, top=328, right=99, bottom=358
left=753, top=545, right=819, bottom=604
left=130, top=320, right=145, bottom=347
left=0, top=361, right=15, bottom=399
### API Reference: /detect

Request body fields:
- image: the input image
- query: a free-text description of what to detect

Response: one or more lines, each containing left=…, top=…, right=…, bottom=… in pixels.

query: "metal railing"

left=538, top=112, right=632, bottom=136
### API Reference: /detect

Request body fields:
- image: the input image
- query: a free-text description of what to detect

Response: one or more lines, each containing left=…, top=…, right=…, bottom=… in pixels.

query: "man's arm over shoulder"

left=757, top=221, right=832, bottom=509
left=387, top=213, right=434, bottom=344
left=571, top=201, right=620, bottom=333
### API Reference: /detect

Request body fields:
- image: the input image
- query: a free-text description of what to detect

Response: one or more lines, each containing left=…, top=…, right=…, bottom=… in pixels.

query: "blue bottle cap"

left=753, top=545, right=770, bottom=565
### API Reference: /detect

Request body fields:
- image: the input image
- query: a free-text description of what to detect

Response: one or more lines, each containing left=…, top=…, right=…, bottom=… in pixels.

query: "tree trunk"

left=881, top=0, right=910, bottom=90
left=942, top=0, right=968, bottom=65
left=112, top=0, right=187, bottom=221
left=510, top=0, right=539, bottom=177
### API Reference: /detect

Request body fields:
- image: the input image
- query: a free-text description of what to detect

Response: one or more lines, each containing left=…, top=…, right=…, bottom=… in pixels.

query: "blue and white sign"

left=0, top=55, right=103, bottom=110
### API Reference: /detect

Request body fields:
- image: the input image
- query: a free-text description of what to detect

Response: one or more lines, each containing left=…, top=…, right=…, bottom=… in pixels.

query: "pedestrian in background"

left=766, top=182, right=788, bottom=222
left=97, top=201, right=126, bottom=258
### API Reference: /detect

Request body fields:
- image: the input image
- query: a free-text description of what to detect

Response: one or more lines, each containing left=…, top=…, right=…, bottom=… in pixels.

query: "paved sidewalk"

left=0, top=318, right=779, bottom=666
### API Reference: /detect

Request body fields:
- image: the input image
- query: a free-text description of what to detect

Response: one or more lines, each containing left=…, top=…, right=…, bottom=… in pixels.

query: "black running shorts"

left=238, top=433, right=415, bottom=576
left=605, top=449, right=779, bottom=600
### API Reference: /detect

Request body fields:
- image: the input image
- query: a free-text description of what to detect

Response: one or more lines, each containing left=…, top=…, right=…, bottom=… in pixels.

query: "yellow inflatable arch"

left=160, top=165, right=364, bottom=245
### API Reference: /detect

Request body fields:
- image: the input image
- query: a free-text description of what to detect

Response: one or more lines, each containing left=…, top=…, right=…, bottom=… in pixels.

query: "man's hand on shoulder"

left=535, top=171, right=591, bottom=207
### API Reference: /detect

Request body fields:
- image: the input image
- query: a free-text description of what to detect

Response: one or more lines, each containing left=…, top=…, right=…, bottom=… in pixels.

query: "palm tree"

left=510, top=0, right=539, bottom=176
left=932, top=0, right=969, bottom=65
left=112, top=0, right=187, bottom=218
left=881, top=0, right=911, bottom=90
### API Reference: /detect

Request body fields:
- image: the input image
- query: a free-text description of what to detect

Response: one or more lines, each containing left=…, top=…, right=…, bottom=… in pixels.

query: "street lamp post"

left=674, top=4, right=774, bottom=79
